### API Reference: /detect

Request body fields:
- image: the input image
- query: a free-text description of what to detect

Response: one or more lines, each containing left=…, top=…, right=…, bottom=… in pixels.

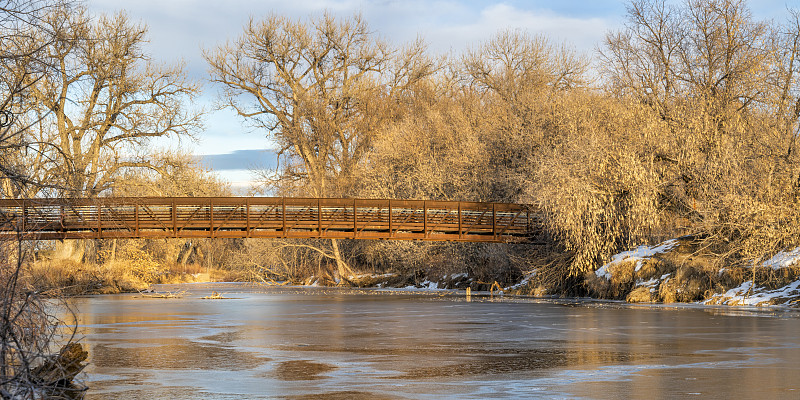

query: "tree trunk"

left=177, top=240, right=193, bottom=265
left=105, top=239, right=117, bottom=264
left=53, top=240, right=85, bottom=263
left=330, top=238, right=354, bottom=282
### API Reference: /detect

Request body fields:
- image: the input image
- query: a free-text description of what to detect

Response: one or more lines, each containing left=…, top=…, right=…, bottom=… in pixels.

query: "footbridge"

left=0, top=197, right=539, bottom=243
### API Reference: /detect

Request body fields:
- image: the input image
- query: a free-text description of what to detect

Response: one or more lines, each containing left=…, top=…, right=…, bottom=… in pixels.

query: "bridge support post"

left=281, top=197, right=286, bottom=238
left=134, top=203, right=139, bottom=238
left=423, top=200, right=427, bottom=239
left=458, top=202, right=462, bottom=240
left=20, top=202, right=26, bottom=234
left=353, top=198, right=357, bottom=239
left=492, top=203, right=496, bottom=240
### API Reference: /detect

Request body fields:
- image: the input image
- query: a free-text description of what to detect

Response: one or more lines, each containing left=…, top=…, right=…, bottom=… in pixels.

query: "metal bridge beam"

left=0, top=197, right=540, bottom=243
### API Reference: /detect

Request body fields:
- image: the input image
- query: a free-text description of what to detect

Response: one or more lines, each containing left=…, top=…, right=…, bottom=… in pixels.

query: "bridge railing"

left=0, top=197, right=538, bottom=242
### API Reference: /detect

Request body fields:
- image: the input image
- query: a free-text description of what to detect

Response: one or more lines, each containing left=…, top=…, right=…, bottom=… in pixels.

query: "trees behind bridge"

left=204, top=12, right=436, bottom=198
left=205, top=13, right=437, bottom=281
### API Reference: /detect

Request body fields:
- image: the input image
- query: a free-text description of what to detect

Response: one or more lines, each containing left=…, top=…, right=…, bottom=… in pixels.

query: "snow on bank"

left=705, top=280, right=800, bottom=307
left=760, top=247, right=800, bottom=270
left=704, top=246, right=800, bottom=306
left=508, top=271, right=536, bottom=290
left=634, top=273, right=671, bottom=293
left=402, top=279, right=453, bottom=291
left=595, top=239, right=679, bottom=280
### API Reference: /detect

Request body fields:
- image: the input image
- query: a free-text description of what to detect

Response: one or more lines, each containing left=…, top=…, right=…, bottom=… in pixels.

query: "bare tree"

left=205, top=12, right=435, bottom=281
left=462, top=31, right=590, bottom=203
left=205, top=12, right=434, bottom=197
left=24, top=6, right=203, bottom=198
left=601, top=0, right=774, bottom=123
left=0, top=0, right=66, bottom=198
left=463, top=30, right=588, bottom=98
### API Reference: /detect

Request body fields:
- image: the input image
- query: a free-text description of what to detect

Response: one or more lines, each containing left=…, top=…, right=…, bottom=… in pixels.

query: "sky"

left=85, top=0, right=797, bottom=190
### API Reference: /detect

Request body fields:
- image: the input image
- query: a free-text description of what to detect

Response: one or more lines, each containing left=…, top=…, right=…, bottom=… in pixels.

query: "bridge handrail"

left=0, top=197, right=539, bottom=243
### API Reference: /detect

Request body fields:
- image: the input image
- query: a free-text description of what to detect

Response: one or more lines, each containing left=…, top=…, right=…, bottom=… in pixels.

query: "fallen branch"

left=137, top=290, right=185, bottom=298
left=201, top=291, right=230, bottom=299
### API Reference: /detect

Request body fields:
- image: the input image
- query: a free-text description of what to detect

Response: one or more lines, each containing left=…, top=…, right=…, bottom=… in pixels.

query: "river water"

left=68, top=283, right=800, bottom=399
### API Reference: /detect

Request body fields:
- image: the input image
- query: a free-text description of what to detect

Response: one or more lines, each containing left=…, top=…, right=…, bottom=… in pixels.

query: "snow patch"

left=595, top=239, right=679, bottom=280
left=760, top=247, right=800, bottom=270
left=402, top=280, right=447, bottom=291
left=705, top=280, right=800, bottom=306
left=635, top=277, right=660, bottom=293
left=509, top=271, right=536, bottom=290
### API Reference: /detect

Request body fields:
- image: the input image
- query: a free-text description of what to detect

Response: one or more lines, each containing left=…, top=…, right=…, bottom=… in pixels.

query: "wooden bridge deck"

left=0, top=197, right=539, bottom=243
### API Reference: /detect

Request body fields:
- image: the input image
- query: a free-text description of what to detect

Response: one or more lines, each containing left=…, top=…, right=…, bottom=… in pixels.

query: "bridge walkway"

left=0, top=197, right=539, bottom=243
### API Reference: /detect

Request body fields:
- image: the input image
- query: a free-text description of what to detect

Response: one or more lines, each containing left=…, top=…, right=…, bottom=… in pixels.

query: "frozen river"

left=70, top=283, right=800, bottom=399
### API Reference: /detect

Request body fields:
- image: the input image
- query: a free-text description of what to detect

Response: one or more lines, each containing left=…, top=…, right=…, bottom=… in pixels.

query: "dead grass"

left=626, top=287, right=657, bottom=303
left=26, top=260, right=148, bottom=295
left=25, top=260, right=229, bottom=295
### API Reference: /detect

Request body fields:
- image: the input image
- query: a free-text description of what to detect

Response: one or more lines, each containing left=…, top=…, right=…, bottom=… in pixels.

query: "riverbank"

left=24, top=260, right=240, bottom=296
left=339, top=236, right=800, bottom=308
left=525, top=236, right=800, bottom=307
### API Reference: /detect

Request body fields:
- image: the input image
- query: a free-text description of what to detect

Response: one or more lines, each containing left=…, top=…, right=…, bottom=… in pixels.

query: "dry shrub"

left=586, top=260, right=637, bottom=299
left=27, top=260, right=148, bottom=295
left=626, top=287, right=657, bottom=303
left=533, top=94, right=670, bottom=277
left=586, top=257, right=669, bottom=300
left=212, top=268, right=253, bottom=283
left=518, top=251, right=584, bottom=297
left=115, top=247, right=160, bottom=282
left=658, top=266, right=713, bottom=303
left=743, top=265, right=800, bottom=291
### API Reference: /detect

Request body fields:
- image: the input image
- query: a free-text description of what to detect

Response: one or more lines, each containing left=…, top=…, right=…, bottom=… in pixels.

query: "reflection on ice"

left=70, top=284, right=800, bottom=399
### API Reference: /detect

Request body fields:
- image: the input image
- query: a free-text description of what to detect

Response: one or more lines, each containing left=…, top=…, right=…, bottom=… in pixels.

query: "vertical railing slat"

left=281, top=197, right=286, bottom=237
left=353, top=198, right=357, bottom=238
left=423, top=200, right=427, bottom=238
left=246, top=198, right=250, bottom=238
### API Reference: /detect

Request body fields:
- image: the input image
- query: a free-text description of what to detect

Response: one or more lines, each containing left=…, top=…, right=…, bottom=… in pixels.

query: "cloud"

left=423, top=3, right=614, bottom=55
left=199, top=149, right=278, bottom=171
left=88, top=1, right=618, bottom=78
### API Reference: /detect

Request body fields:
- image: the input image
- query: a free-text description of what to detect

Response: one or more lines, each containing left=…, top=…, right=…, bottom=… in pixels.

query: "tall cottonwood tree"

left=0, top=0, right=68, bottom=197
left=205, top=12, right=434, bottom=280
left=17, top=6, right=203, bottom=263
left=26, top=6, right=202, bottom=198
left=205, top=12, right=433, bottom=197
left=601, top=0, right=777, bottom=127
